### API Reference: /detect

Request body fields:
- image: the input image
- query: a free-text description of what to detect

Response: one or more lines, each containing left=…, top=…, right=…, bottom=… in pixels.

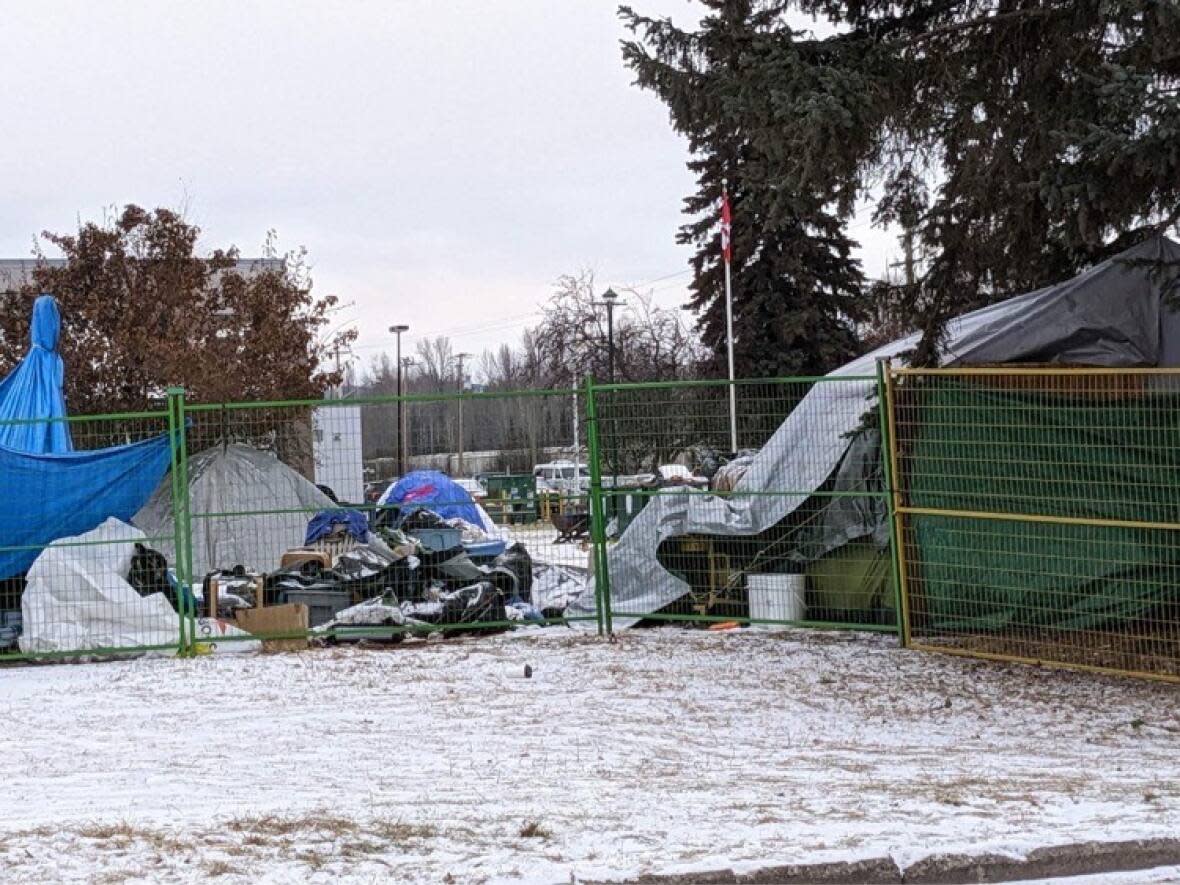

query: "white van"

left=533, top=460, right=590, bottom=493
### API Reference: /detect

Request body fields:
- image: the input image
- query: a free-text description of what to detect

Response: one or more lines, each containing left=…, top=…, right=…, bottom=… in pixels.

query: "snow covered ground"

left=1, top=628, right=1178, bottom=883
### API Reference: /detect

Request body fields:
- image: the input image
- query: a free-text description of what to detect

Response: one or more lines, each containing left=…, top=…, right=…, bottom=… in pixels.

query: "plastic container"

left=464, top=539, right=507, bottom=562
left=411, top=527, right=463, bottom=552
left=280, top=588, right=352, bottom=627
left=746, top=574, right=806, bottom=623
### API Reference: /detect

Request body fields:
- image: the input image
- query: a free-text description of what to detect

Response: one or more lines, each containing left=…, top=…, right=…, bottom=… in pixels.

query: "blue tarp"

left=305, top=509, right=369, bottom=545
left=0, top=295, right=72, bottom=453
left=0, top=294, right=174, bottom=580
left=0, top=433, right=174, bottom=579
left=377, top=470, right=482, bottom=526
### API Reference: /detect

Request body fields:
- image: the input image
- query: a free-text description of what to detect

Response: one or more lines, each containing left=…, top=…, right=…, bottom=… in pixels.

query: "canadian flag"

left=720, top=187, right=733, bottom=264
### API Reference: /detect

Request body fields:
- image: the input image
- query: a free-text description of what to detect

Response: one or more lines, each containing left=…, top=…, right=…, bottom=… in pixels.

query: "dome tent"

left=378, top=470, right=486, bottom=528
left=134, top=443, right=335, bottom=579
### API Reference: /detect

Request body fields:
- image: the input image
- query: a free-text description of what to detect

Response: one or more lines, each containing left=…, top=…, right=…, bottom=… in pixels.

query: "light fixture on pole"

left=597, top=287, right=621, bottom=384
left=594, top=287, right=623, bottom=484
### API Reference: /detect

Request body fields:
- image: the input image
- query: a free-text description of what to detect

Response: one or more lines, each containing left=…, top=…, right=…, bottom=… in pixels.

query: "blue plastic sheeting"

left=305, top=509, right=369, bottom=545
left=0, top=295, right=72, bottom=453
left=378, top=470, right=482, bottom=526
left=0, top=432, right=174, bottom=580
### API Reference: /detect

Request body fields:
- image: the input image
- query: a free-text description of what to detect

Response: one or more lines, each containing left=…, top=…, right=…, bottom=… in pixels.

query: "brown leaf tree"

left=0, top=205, right=349, bottom=415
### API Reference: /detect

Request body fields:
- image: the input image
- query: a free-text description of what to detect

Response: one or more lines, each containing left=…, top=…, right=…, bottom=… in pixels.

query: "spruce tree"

left=621, top=1, right=872, bottom=377
left=623, top=1, right=1180, bottom=367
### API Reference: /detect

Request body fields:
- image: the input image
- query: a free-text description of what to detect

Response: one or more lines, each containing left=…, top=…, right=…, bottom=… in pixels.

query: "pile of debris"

left=12, top=451, right=593, bottom=656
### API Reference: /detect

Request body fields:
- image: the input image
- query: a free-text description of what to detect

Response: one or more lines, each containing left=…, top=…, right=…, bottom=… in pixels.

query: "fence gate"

left=884, top=365, right=1180, bottom=682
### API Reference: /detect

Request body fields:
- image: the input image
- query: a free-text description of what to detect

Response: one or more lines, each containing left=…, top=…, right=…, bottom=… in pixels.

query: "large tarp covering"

left=909, top=381, right=1180, bottom=629
left=0, top=293, right=174, bottom=580
left=571, top=236, right=1180, bottom=626
left=0, top=295, right=71, bottom=453
left=0, top=432, right=174, bottom=580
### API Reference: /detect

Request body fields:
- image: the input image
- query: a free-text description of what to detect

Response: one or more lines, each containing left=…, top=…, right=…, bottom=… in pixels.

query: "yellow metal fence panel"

left=887, top=366, right=1180, bottom=682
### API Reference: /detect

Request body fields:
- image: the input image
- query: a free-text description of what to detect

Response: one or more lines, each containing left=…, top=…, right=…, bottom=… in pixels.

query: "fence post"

left=166, top=387, right=195, bottom=656
left=878, top=360, right=912, bottom=647
left=585, top=375, right=613, bottom=636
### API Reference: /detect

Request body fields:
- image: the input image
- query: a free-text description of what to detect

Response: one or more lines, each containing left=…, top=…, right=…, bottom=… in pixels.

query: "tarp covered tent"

left=0, top=294, right=173, bottom=580
left=134, top=443, right=335, bottom=578
left=20, top=518, right=178, bottom=653
left=378, top=470, right=485, bottom=527
left=572, top=236, right=1180, bottom=627
left=0, top=295, right=71, bottom=453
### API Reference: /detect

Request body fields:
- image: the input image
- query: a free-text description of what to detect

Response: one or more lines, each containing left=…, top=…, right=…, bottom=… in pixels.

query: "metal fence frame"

left=884, top=363, right=1180, bottom=684
left=8, top=366, right=1174, bottom=683
left=587, top=372, right=903, bottom=636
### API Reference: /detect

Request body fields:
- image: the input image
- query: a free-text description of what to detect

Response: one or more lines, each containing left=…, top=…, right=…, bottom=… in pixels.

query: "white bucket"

left=746, top=574, right=806, bottom=624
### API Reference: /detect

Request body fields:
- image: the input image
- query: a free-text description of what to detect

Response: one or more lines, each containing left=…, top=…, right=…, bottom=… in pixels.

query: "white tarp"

left=570, top=236, right=1180, bottom=627
left=134, top=443, right=335, bottom=579
left=20, top=518, right=178, bottom=654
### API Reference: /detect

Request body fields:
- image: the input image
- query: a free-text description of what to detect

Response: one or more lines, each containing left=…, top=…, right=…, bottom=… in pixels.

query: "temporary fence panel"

left=168, top=387, right=601, bottom=647
left=0, top=404, right=186, bottom=661
left=886, top=367, right=1180, bottom=682
left=588, top=376, right=899, bottom=633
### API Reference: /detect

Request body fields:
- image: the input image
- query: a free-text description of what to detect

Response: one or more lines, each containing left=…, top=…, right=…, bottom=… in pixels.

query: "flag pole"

left=722, top=182, right=737, bottom=455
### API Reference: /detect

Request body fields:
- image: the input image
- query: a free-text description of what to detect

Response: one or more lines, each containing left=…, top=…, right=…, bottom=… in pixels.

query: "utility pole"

left=330, top=339, right=351, bottom=398
left=389, top=324, right=409, bottom=475
left=401, top=356, right=414, bottom=472
left=455, top=352, right=471, bottom=477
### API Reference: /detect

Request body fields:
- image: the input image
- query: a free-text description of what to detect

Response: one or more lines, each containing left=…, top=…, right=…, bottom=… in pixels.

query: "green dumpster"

left=484, top=474, right=538, bottom=524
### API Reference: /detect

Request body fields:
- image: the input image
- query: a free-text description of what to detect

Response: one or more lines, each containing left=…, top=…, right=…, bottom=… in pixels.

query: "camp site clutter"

left=2, top=236, right=1180, bottom=682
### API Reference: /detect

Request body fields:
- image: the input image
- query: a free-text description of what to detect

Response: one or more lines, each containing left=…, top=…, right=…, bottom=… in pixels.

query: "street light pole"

left=455, top=352, right=471, bottom=477
left=389, top=324, right=410, bottom=476
left=401, top=356, right=414, bottom=470
left=600, top=287, right=619, bottom=384
left=594, top=287, right=623, bottom=488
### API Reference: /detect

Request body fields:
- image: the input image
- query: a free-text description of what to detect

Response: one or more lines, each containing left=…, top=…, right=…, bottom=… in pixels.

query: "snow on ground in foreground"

left=1, top=629, right=1178, bottom=884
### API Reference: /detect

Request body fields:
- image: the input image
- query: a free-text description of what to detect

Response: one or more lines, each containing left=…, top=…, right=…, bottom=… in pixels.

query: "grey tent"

left=134, top=444, right=334, bottom=579
left=571, top=236, right=1180, bottom=627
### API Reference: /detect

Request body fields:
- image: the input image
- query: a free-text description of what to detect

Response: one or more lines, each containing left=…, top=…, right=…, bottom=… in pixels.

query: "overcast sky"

left=0, top=0, right=896, bottom=381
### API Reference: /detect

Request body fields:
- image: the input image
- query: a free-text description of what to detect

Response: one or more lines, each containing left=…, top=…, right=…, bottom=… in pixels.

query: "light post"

left=389, top=324, right=410, bottom=476
left=455, top=352, right=471, bottom=476
left=594, top=287, right=623, bottom=491
left=599, top=287, right=620, bottom=384
left=400, top=356, right=414, bottom=470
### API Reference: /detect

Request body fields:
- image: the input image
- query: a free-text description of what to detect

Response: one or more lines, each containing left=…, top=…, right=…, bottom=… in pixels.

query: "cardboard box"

left=234, top=603, right=310, bottom=652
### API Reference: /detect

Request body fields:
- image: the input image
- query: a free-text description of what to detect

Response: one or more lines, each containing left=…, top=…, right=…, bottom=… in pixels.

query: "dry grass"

left=78, top=821, right=139, bottom=842
left=519, top=820, right=551, bottom=839
left=225, top=812, right=359, bottom=838
left=370, top=818, right=437, bottom=843
left=202, top=859, right=235, bottom=877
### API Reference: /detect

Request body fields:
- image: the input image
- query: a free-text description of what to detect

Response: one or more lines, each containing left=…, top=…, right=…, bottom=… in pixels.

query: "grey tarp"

left=570, top=236, right=1180, bottom=626
left=134, top=443, right=334, bottom=578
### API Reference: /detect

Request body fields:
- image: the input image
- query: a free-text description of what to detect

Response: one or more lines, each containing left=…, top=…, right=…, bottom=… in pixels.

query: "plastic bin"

left=746, top=574, right=806, bottom=623
left=411, top=527, right=463, bottom=552
left=280, top=588, right=352, bottom=627
left=464, top=539, right=507, bottom=562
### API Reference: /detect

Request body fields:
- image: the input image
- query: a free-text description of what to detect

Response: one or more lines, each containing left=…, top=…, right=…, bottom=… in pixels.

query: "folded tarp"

left=0, top=295, right=71, bottom=453
left=0, top=432, right=174, bottom=580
